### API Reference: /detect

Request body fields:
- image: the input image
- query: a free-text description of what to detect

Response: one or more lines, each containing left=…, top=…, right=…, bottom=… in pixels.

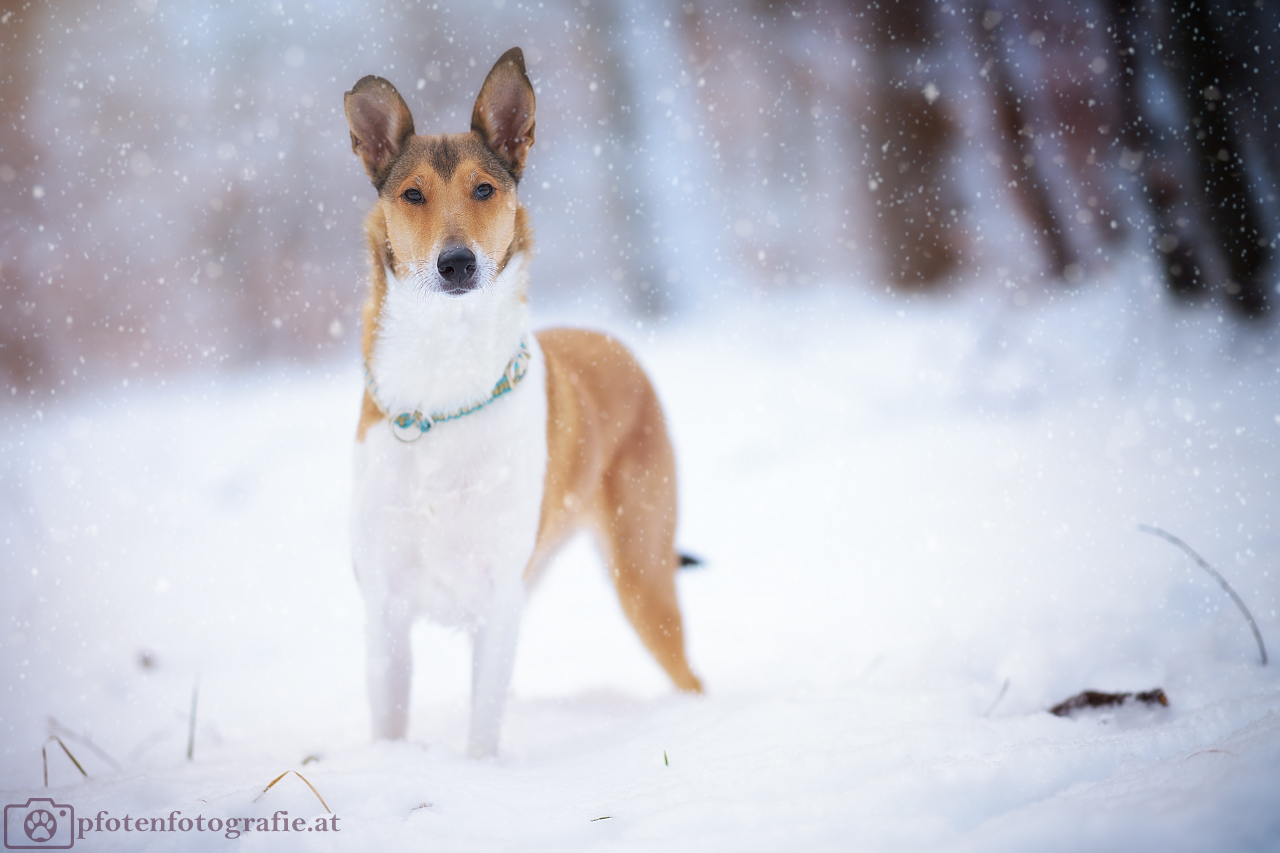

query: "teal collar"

left=364, top=338, right=532, bottom=443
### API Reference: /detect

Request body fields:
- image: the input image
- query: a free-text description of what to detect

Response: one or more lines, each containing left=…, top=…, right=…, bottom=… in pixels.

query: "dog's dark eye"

left=402, top=188, right=424, bottom=205
left=473, top=183, right=494, bottom=201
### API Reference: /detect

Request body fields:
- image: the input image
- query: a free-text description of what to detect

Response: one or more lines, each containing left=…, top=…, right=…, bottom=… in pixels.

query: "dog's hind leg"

left=467, top=575, right=526, bottom=758
left=598, top=445, right=703, bottom=694
left=365, top=597, right=413, bottom=740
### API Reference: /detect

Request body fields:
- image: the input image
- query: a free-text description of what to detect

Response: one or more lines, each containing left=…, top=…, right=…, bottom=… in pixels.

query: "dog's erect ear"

left=471, top=48, right=536, bottom=180
left=344, top=76, right=415, bottom=188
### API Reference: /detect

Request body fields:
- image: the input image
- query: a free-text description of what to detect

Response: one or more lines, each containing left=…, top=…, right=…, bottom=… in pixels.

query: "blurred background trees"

left=2, top=0, right=1276, bottom=393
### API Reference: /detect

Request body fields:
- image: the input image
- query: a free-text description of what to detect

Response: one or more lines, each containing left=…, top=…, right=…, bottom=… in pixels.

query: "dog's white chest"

left=352, top=339, right=547, bottom=629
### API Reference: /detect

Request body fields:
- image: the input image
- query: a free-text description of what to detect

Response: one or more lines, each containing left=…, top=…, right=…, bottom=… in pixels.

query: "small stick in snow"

left=42, top=736, right=89, bottom=788
left=591, top=816, right=612, bottom=822
left=186, top=680, right=199, bottom=761
left=1138, top=523, right=1268, bottom=665
left=983, top=678, right=1011, bottom=718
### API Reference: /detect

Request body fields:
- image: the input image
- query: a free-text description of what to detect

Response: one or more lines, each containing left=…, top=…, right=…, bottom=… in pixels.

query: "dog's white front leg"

left=365, top=597, right=413, bottom=740
left=467, top=577, right=525, bottom=758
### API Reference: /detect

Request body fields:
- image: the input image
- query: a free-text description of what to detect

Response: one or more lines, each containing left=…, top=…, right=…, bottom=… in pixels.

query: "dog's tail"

left=678, top=552, right=704, bottom=569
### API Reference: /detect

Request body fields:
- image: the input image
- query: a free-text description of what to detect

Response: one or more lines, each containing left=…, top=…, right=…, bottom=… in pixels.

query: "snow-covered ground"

left=3, top=265, right=1279, bottom=851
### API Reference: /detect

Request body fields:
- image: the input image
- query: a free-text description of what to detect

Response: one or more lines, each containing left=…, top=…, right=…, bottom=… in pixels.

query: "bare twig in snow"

left=984, top=678, right=1011, bottom=718
left=1138, top=523, right=1268, bottom=665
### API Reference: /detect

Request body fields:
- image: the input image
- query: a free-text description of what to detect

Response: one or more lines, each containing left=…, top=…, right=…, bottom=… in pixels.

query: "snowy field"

left=3, top=265, right=1279, bottom=851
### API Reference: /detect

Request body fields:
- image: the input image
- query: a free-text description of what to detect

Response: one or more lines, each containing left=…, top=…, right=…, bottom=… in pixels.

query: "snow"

left=3, top=264, right=1279, bottom=851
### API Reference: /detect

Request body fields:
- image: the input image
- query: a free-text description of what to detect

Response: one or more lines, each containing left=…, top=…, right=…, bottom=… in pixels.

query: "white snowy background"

left=3, top=266, right=1279, bottom=851
left=3, top=0, right=1280, bottom=850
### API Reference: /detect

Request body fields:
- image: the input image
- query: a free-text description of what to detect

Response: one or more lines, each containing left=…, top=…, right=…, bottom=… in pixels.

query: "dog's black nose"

left=437, top=246, right=478, bottom=292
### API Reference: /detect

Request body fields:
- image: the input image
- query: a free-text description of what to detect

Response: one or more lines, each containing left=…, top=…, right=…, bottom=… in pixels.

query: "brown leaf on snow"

left=1049, top=688, right=1169, bottom=717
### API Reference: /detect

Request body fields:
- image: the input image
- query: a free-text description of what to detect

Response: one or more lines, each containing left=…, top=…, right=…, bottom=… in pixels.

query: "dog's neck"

left=368, top=254, right=530, bottom=417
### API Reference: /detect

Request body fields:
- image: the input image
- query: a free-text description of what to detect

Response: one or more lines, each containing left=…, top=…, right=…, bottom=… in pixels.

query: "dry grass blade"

left=983, top=678, right=1011, bottom=718
left=42, top=736, right=89, bottom=788
left=46, top=717, right=120, bottom=770
left=254, top=770, right=333, bottom=814
left=259, top=771, right=289, bottom=793
left=186, top=681, right=199, bottom=761
left=1138, top=523, right=1268, bottom=665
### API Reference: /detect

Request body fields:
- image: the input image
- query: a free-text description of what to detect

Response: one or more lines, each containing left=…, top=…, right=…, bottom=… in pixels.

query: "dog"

left=344, top=47, right=703, bottom=758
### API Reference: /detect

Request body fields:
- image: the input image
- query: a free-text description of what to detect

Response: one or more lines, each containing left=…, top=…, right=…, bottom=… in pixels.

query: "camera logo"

left=4, top=799, right=74, bottom=849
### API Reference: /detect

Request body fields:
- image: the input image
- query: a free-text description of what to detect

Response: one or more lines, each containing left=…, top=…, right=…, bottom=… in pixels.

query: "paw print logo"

left=4, top=798, right=73, bottom=849
left=23, top=811, right=57, bottom=843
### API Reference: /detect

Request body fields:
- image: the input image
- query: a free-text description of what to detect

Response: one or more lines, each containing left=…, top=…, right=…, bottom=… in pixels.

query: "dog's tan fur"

left=348, top=48, right=701, bottom=700
left=532, top=328, right=701, bottom=690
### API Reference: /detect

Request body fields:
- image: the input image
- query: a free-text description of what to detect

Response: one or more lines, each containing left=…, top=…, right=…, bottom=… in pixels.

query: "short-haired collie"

left=344, top=47, right=702, bottom=757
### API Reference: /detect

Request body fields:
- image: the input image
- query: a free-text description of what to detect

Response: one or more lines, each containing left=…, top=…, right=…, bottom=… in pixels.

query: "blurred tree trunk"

left=971, top=6, right=1075, bottom=278
left=1111, top=0, right=1209, bottom=301
left=583, top=0, right=668, bottom=316
left=1110, top=0, right=1274, bottom=316
left=0, top=2, right=48, bottom=386
left=1165, top=0, right=1272, bottom=316
left=865, top=2, right=964, bottom=286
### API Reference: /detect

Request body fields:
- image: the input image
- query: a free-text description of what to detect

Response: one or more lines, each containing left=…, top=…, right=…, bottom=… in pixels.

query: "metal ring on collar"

left=391, top=410, right=433, bottom=443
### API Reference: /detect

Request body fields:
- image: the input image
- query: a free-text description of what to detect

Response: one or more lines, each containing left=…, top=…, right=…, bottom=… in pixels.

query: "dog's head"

left=344, top=48, right=535, bottom=296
